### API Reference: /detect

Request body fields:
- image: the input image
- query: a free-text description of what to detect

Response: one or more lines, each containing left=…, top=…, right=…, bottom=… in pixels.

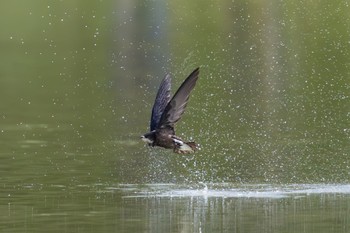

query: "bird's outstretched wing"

left=150, top=74, right=171, bottom=131
left=157, top=67, right=199, bottom=129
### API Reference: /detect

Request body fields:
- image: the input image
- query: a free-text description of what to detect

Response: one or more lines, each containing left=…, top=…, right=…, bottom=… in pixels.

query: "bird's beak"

left=141, top=135, right=153, bottom=144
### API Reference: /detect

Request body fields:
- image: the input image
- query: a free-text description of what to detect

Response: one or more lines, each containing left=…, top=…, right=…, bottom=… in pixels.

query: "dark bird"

left=141, top=67, right=200, bottom=154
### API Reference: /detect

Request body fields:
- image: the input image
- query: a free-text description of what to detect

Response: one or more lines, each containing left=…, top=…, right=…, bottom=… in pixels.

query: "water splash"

left=120, top=183, right=350, bottom=199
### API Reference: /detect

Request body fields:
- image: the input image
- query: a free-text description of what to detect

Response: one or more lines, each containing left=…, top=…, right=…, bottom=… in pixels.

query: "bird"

left=141, top=67, right=200, bottom=154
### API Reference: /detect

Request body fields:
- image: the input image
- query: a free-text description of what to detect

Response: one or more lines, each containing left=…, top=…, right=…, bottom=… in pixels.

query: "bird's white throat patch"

left=141, top=136, right=153, bottom=144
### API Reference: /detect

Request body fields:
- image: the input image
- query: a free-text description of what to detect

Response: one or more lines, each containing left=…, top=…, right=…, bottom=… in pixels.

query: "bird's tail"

left=174, top=141, right=197, bottom=154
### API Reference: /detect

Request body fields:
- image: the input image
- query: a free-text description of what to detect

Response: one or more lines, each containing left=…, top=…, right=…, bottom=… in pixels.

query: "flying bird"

left=141, top=67, right=200, bottom=154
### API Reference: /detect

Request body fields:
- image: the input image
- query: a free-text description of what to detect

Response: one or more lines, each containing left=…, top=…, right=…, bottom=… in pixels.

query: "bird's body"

left=141, top=68, right=199, bottom=154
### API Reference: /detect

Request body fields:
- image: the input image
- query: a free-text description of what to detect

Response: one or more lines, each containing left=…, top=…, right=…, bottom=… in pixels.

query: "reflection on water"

left=119, top=184, right=350, bottom=233
left=2, top=183, right=350, bottom=232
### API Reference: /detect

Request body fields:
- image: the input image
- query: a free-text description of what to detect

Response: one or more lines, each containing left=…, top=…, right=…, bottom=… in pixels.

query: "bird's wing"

left=150, top=74, right=171, bottom=131
left=157, top=67, right=199, bottom=129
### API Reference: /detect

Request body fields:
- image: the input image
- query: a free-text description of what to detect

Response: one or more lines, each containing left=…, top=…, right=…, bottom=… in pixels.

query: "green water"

left=0, top=0, right=349, bottom=232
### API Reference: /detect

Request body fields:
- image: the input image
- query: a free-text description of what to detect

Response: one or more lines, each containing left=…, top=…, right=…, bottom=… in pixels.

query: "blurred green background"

left=1, top=0, right=348, bottom=183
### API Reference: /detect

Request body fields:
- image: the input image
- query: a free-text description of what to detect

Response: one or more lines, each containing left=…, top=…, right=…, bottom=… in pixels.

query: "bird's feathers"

left=143, top=67, right=199, bottom=154
left=150, top=74, right=171, bottom=131
left=157, top=67, right=199, bottom=129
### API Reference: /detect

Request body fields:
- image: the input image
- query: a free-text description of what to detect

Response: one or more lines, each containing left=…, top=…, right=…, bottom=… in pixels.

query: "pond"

left=0, top=0, right=349, bottom=232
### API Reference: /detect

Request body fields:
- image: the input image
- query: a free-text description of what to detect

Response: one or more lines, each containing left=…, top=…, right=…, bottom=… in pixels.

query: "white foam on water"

left=120, top=184, right=350, bottom=199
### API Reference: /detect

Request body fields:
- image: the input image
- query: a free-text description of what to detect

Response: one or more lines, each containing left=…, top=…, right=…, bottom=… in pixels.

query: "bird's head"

left=141, top=132, right=155, bottom=146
